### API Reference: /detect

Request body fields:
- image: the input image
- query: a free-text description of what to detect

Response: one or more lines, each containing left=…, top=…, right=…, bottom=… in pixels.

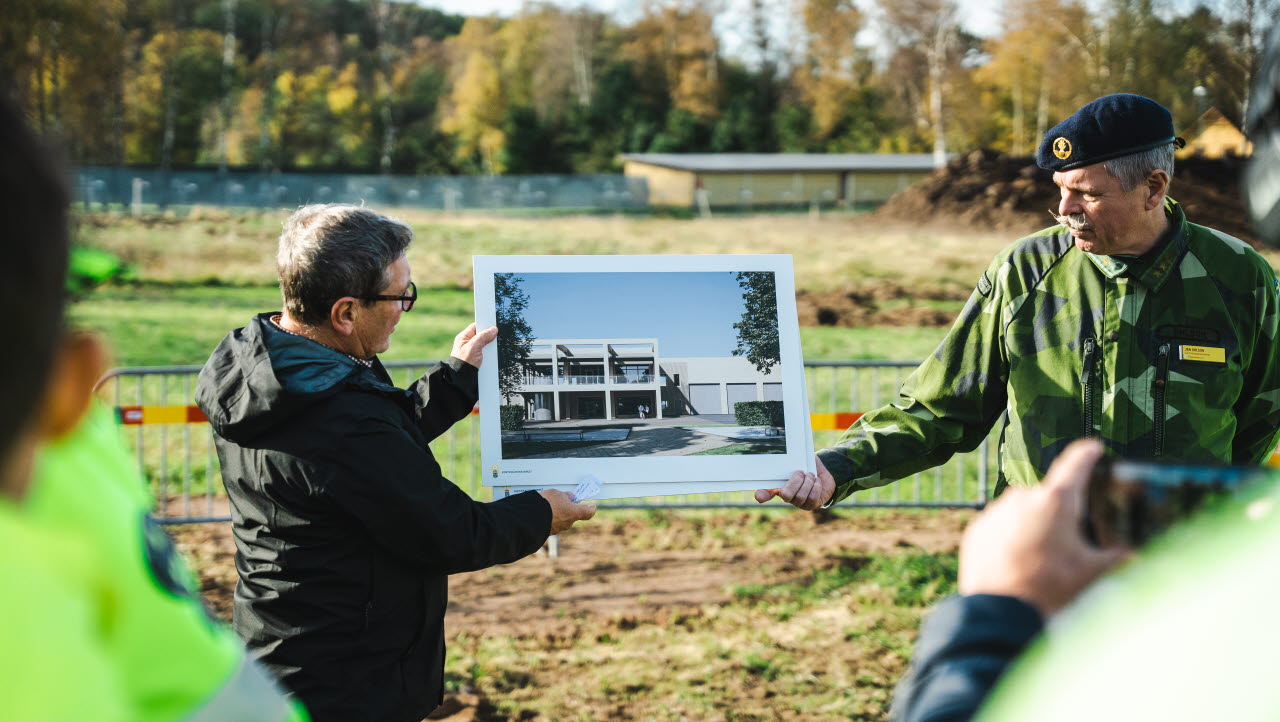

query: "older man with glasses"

left=196, top=204, right=596, bottom=722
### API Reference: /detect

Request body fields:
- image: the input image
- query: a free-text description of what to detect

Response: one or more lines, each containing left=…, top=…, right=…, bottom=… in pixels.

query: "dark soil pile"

left=873, top=149, right=1260, bottom=246
left=795, top=281, right=966, bottom=328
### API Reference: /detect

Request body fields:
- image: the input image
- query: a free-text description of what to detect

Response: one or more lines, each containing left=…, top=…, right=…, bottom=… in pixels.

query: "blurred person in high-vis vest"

left=0, top=92, right=308, bottom=721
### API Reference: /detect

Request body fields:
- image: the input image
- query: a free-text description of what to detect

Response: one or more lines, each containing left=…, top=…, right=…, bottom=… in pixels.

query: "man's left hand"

left=754, top=456, right=835, bottom=510
left=451, top=323, right=498, bottom=369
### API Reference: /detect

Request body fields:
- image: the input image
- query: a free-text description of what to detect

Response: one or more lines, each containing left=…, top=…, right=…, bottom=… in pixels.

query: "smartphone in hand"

left=1084, top=458, right=1271, bottom=548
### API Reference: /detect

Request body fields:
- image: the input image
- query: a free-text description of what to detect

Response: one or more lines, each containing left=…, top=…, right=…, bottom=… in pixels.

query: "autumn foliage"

left=2, top=0, right=1271, bottom=175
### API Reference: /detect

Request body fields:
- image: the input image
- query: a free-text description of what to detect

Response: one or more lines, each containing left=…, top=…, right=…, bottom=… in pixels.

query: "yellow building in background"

left=620, top=153, right=940, bottom=208
left=1178, top=108, right=1253, bottom=159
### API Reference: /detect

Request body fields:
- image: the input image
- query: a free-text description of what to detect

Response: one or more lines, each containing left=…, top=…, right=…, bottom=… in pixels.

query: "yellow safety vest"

left=22, top=404, right=309, bottom=722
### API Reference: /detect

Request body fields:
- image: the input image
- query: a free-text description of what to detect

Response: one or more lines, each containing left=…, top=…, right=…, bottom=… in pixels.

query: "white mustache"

left=1048, top=209, right=1093, bottom=231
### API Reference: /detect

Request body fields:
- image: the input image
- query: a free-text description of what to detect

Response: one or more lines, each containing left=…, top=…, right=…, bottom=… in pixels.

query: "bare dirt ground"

left=171, top=508, right=972, bottom=720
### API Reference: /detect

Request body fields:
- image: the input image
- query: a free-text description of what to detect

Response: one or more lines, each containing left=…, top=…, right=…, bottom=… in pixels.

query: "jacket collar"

left=1082, top=197, right=1188, bottom=292
left=259, top=313, right=402, bottom=393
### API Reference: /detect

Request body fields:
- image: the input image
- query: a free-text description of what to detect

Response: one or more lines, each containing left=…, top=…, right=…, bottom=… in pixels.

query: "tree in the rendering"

left=494, top=273, right=535, bottom=402
left=732, top=271, right=780, bottom=374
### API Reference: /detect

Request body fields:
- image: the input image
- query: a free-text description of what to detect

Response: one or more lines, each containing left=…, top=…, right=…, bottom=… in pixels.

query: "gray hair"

left=1102, top=144, right=1176, bottom=191
left=277, top=204, right=413, bottom=327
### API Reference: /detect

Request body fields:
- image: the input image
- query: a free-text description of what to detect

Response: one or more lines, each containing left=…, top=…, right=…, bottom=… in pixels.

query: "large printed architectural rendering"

left=506, top=338, right=783, bottom=422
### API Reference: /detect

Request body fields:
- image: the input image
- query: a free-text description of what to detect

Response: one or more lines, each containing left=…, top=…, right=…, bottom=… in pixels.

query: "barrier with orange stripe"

left=114, top=405, right=860, bottom=429
left=116, top=405, right=209, bottom=425
left=97, top=360, right=985, bottom=517
left=114, top=405, right=864, bottom=429
left=808, top=412, right=863, bottom=431
left=114, top=404, right=481, bottom=425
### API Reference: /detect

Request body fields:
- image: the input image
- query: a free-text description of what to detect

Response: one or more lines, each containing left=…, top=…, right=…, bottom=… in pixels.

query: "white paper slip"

left=573, top=475, right=603, bottom=503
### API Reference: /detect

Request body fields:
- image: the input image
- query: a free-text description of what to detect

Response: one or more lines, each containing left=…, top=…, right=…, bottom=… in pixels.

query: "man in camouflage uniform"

left=759, top=93, right=1280, bottom=510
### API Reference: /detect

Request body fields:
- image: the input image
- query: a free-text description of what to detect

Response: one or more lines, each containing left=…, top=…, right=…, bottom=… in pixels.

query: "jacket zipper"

left=1153, top=343, right=1170, bottom=457
left=1081, top=337, right=1098, bottom=439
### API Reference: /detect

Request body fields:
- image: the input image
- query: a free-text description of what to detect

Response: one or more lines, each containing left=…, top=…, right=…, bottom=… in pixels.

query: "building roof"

left=619, top=153, right=943, bottom=173
left=1177, top=107, right=1253, bottom=158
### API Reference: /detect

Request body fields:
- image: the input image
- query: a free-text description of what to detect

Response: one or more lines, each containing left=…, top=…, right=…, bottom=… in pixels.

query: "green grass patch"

left=800, top=326, right=943, bottom=362
left=866, top=552, right=960, bottom=606
left=691, top=442, right=786, bottom=455
left=72, top=283, right=475, bottom=367
left=735, top=551, right=958, bottom=608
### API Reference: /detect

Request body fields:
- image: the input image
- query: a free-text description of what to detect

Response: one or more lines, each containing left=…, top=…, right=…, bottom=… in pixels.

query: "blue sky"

left=415, top=0, right=1004, bottom=46
left=414, top=0, right=1212, bottom=52
left=507, top=271, right=761, bottom=357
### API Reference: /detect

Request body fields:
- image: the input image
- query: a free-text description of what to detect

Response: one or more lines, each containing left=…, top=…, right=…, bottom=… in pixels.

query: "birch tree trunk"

left=49, top=20, right=63, bottom=139
left=35, top=24, right=47, bottom=134
left=1012, top=74, right=1025, bottom=155
left=218, top=0, right=238, bottom=174
left=371, top=0, right=397, bottom=174
left=569, top=9, right=596, bottom=106
left=112, top=43, right=127, bottom=164
left=929, top=23, right=950, bottom=169
left=1035, top=69, right=1050, bottom=143
left=257, top=5, right=279, bottom=172
left=159, top=48, right=176, bottom=172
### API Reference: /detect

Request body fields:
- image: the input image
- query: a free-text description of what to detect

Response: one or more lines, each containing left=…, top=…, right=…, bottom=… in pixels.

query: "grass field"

left=71, top=284, right=953, bottom=367
left=73, top=207, right=1021, bottom=293
left=70, top=206, right=986, bottom=367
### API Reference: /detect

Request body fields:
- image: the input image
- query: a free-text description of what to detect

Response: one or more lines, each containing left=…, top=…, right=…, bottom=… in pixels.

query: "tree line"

left=3, top=0, right=1273, bottom=176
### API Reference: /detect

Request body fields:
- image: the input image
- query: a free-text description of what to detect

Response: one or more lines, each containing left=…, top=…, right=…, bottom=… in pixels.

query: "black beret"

left=1036, top=93, right=1185, bottom=172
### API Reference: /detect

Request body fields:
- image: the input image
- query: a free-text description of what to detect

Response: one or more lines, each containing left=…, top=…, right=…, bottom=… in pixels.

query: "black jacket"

left=890, top=594, right=1044, bottom=722
left=195, top=313, right=551, bottom=722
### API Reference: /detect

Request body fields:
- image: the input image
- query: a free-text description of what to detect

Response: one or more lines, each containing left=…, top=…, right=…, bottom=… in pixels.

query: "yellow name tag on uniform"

left=1179, top=345, right=1226, bottom=363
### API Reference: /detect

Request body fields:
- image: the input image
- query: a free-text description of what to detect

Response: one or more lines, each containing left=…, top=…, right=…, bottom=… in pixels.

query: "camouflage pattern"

left=819, top=197, right=1280, bottom=502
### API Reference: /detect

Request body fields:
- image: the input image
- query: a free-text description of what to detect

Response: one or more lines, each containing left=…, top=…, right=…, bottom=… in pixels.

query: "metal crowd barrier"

left=98, top=360, right=993, bottom=525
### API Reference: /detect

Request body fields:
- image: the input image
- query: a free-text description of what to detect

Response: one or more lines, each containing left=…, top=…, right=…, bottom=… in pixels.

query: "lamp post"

left=1193, top=84, right=1208, bottom=121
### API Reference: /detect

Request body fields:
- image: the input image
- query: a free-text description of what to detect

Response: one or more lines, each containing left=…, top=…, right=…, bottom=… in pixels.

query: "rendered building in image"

left=508, top=338, right=782, bottom=422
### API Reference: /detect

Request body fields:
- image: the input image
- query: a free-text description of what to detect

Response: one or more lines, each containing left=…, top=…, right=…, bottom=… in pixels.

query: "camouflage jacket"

left=819, top=198, right=1280, bottom=502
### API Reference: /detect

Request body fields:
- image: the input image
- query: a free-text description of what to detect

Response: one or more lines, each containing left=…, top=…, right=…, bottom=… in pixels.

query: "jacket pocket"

left=1153, top=343, right=1170, bottom=457
left=1080, top=337, right=1098, bottom=439
left=1162, top=343, right=1242, bottom=461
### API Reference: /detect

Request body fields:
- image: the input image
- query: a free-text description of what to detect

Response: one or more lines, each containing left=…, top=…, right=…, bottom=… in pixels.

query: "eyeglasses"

left=360, top=281, right=416, bottom=311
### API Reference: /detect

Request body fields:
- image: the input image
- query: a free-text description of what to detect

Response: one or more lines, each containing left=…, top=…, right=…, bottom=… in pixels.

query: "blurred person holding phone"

left=891, top=24, right=1280, bottom=722
left=0, top=92, right=307, bottom=720
left=892, top=441, right=1280, bottom=722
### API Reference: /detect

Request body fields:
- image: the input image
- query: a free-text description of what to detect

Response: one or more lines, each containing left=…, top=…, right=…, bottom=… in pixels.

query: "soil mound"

left=873, top=149, right=1260, bottom=245
left=796, top=281, right=966, bottom=328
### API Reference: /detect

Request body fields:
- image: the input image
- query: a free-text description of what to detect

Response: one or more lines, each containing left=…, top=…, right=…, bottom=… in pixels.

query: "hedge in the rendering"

left=500, top=404, right=525, bottom=430
left=733, top=400, right=784, bottom=428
